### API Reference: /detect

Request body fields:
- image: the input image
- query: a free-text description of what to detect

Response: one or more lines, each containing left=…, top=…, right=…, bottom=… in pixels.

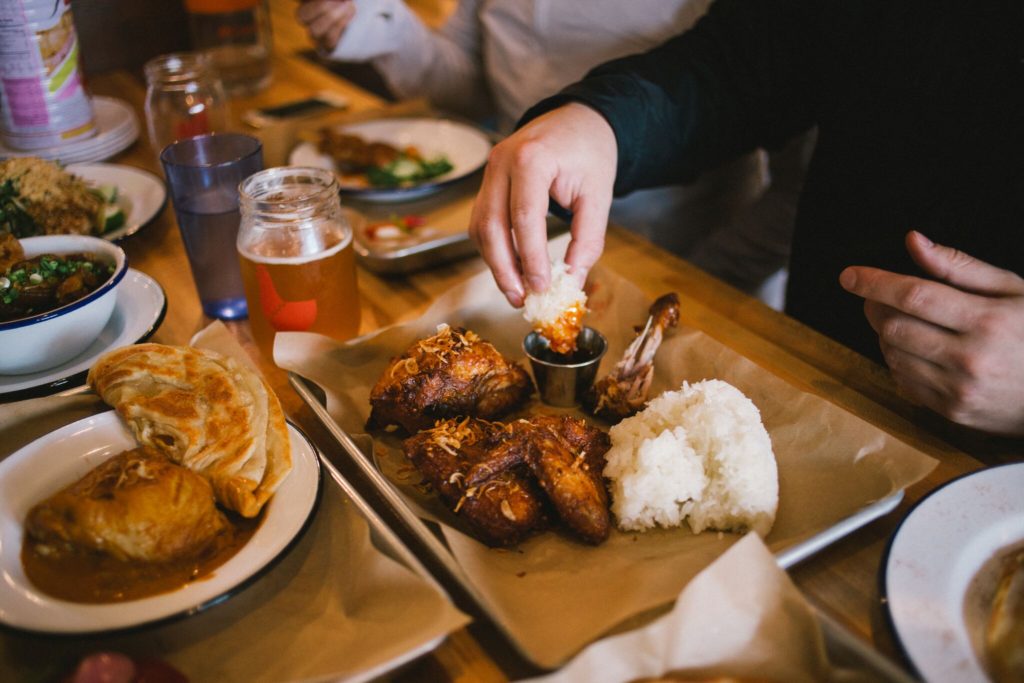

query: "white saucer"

left=66, top=163, right=167, bottom=241
left=882, top=463, right=1024, bottom=682
left=0, top=269, right=166, bottom=400
left=0, top=412, right=321, bottom=635
left=0, top=97, right=140, bottom=165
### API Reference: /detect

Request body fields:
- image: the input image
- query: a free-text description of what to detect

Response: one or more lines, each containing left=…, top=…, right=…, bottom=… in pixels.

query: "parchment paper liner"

left=274, top=238, right=937, bottom=667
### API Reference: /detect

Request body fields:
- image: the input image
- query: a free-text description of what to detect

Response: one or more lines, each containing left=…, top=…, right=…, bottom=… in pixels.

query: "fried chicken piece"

left=368, top=324, right=534, bottom=434
left=403, top=418, right=547, bottom=546
left=460, top=415, right=611, bottom=544
left=584, top=293, right=680, bottom=422
left=25, top=447, right=229, bottom=563
left=506, top=417, right=611, bottom=544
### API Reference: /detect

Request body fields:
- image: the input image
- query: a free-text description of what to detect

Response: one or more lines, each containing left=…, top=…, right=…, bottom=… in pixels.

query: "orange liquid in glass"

left=239, top=234, right=360, bottom=358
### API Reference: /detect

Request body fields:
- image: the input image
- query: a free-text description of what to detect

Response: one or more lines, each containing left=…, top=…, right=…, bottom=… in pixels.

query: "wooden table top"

left=41, top=3, right=1019, bottom=680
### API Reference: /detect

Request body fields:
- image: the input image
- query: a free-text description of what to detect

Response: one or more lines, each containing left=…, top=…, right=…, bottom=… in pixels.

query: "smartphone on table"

left=243, top=91, right=350, bottom=128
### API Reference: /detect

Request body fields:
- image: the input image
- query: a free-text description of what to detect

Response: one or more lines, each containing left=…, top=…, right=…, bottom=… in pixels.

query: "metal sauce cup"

left=523, top=326, right=607, bottom=407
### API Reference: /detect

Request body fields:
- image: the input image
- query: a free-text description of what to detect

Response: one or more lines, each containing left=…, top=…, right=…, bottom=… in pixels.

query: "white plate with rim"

left=0, top=96, right=139, bottom=165
left=0, top=411, right=322, bottom=635
left=66, top=162, right=167, bottom=241
left=289, top=117, right=492, bottom=202
left=0, top=269, right=166, bottom=401
left=881, top=463, right=1024, bottom=682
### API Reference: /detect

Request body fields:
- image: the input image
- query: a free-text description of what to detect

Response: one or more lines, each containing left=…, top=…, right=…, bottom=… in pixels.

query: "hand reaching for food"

left=840, top=231, right=1024, bottom=436
left=469, top=103, right=617, bottom=307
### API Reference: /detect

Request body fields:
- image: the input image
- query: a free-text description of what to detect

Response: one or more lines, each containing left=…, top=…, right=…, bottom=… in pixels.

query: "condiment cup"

left=0, top=235, right=127, bottom=375
left=523, top=326, right=607, bottom=407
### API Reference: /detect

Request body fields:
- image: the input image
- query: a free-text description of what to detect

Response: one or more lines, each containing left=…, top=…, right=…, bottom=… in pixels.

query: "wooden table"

left=64, top=5, right=1019, bottom=681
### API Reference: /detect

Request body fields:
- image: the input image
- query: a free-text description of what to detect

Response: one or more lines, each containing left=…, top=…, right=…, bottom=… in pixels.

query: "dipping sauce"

left=21, top=511, right=261, bottom=603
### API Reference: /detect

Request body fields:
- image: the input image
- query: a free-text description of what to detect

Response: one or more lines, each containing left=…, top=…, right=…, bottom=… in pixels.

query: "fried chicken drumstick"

left=368, top=324, right=534, bottom=433
left=584, top=293, right=680, bottom=422
left=403, top=415, right=612, bottom=546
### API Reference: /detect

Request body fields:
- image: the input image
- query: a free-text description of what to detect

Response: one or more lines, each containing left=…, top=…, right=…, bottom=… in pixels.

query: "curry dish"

left=0, top=233, right=114, bottom=323
left=22, top=447, right=261, bottom=604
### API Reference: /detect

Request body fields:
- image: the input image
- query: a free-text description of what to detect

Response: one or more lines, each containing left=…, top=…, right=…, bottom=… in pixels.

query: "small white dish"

left=882, top=463, right=1024, bottom=682
left=0, top=411, right=321, bottom=635
left=289, top=117, right=492, bottom=202
left=0, top=268, right=165, bottom=400
left=0, top=235, right=127, bottom=375
left=66, top=162, right=167, bottom=241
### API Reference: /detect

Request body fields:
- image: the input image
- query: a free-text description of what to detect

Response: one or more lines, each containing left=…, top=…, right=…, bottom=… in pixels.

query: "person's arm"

left=528, top=0, right=820, bottom=196
left=840, top=231, right=1024, bottom=436
left=322, top=0, right=493, bottom=121
left=470, top=0, right=821, bottom=303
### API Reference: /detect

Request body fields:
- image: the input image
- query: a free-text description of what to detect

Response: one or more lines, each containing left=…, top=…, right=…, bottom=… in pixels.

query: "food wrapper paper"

left=0, top=323, right=468, bottom=683
left=273, top=237, right=938, bottom=667
left=522, top=533, right=905, bottom=683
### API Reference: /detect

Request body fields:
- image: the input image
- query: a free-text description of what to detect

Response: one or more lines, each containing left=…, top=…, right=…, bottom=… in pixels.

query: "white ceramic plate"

left=882, top=463, right=1024, bottom=682
left=0, top=96, right=140, bottom=165
left=0, top=269, right=166, bottom=401
left=0, top=411, right=321, bottom=635
left=289, top=117, right=492, bottom=202
left=66, top=163, right=167, bottom=241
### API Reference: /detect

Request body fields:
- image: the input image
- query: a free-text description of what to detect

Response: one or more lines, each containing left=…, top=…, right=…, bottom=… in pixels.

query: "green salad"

left=365, top=155, right=454, bottom=189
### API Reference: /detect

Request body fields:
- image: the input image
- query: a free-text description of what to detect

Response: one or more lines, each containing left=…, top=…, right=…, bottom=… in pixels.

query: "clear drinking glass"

left=185, top=0, right=273, bottom=95
left=161, top=133, right=263, bottom=320
left=237, top=167, right=361, bottom=358
left=144, top=52, right=228, bottom=155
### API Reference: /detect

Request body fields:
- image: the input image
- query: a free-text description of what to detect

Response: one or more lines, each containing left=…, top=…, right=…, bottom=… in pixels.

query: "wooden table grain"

left=70, top=4, right=1020, bottom=680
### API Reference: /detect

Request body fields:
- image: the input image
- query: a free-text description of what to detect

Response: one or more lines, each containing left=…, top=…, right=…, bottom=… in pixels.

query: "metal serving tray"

left=347, top=183, right=569, bottom=274
left=313, top=435, right=454, bottom=683
left=290, top=372, right=914, bottom=680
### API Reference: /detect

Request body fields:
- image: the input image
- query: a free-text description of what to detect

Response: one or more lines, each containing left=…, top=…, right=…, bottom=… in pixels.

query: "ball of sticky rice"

left=522, top=260, right=587, bottom=354
left=603, top=379, right=778, bottom=537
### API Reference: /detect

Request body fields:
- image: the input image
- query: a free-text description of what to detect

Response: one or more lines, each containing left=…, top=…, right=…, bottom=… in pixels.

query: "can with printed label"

left=0, top=0, right=96, bottom=150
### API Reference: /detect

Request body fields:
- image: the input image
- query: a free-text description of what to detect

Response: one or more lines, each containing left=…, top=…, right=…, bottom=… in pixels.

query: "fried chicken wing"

left=403, top=418, right=547, bottom=546
left=408, top=415, right=611, bottom=545
left=26, top=447, right=229, bottom=563
left=369, top=324, right=534, bottom=433
left=508, top=416, right=611, bottom=544
left=585, top=292, right=680, bottom=422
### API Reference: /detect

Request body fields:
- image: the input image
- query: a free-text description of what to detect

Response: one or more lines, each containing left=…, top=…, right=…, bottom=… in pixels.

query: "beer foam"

left=238, top=228, right=352, bottom=265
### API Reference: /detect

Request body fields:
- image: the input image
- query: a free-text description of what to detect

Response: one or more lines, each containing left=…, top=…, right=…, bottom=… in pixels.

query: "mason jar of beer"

left=237, top=166, right=361, bottom=357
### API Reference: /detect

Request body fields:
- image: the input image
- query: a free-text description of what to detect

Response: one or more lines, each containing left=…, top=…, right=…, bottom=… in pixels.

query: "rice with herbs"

left=603, top=379, right=778, bottom=537
left=0, top=157, right=101, bottom=237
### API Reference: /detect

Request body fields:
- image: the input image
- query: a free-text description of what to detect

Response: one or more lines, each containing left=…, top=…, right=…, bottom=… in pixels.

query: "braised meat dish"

left=21, top=446, right=266, bottom=603
left=0, top=232, right=116, bottom=323
left=403, top=414, right=612, bottom=546
left=368, top=324, right=534, bottom=434
left=25, top=447, right=228, bottom=564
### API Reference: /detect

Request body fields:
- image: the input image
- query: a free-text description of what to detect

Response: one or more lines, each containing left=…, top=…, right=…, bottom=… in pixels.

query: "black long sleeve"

left=522, top=0, right=1024, bottom=360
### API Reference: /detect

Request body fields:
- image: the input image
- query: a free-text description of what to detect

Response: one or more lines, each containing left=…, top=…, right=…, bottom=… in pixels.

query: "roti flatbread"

left=88, top=344, right=292, bottom=517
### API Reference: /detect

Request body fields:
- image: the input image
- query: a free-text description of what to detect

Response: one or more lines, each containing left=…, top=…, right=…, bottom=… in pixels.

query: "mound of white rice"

left=522, top=260, right=586, bottom=328
left=603, top=379, right=778, bottom=537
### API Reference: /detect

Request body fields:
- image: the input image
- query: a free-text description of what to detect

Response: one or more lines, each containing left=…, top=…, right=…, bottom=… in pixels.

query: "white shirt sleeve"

left=328, top=0, right=492, bottom=121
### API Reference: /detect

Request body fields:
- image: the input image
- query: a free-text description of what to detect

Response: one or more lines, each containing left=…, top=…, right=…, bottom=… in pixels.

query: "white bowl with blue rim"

left=0, top=235, right=128, bottom=375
